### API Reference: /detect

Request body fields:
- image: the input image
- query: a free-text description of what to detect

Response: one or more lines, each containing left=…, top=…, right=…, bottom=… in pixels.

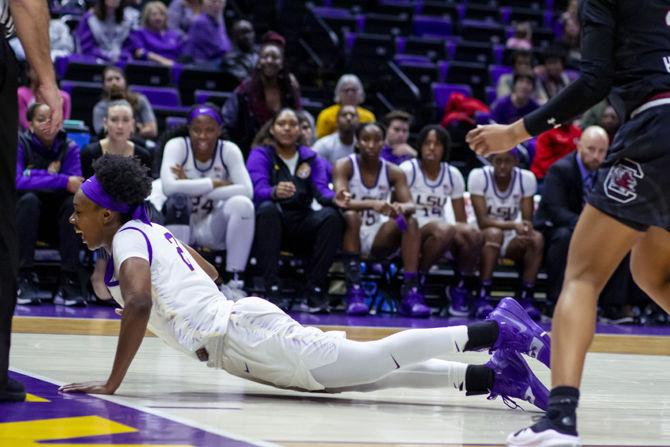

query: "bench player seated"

left=62, top=154, right=551, bottom=413
left=399, top=125, right=484, bottom=317
left=333, top=122, right=428, bottom=317
left=160, top=104, right=254, bottom=292
left=467, top=150, right=544, bottom=320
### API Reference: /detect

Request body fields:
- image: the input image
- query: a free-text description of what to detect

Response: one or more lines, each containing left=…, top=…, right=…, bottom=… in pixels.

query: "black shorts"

left=588, top=104, right=670, bottom=232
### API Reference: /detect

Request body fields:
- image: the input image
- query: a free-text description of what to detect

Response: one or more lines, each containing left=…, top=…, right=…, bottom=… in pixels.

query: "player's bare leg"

left=630, top=226, right=670, bottom=313
left=372, top=217, right=429, bottom=317
left=504, top=230, right=544, bottom=320
left=508, top=205, right=641, bottom=446
left=418, top=221, right=455, bottom=272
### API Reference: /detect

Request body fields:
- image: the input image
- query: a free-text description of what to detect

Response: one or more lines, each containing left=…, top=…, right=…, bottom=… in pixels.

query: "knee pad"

left=225, top=195, right=255, bottom=219
left=163, top=194, right=192, bottom=225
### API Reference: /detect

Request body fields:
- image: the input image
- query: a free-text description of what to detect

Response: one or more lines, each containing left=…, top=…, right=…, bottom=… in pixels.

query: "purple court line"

left=5, top=368, right=277, bottom=447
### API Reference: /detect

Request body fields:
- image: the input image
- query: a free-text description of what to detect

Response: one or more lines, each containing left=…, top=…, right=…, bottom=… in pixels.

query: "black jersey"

left=524, top=0, right=670, bottom=135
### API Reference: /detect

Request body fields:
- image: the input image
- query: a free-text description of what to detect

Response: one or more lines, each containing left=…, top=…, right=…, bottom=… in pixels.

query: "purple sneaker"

left=400, top=287, right=431, bottom=318
left=473, top=297, right=494, bottom=319
left=488, top=297, right=551, bottom=368
left=446, top=285, right=470, bottom=317
left=519, top=298, right=543, bottom=321
left=346, top=286, right=370, bottom=315
left=485, top=349, right=549, bottom=411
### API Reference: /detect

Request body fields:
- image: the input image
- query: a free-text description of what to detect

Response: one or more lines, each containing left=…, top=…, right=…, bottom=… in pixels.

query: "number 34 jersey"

left=400, top=159, right=465, bottom=227
left=106, top=220, right=233, bottom=357
left=160, top=136, right=250, bottom=223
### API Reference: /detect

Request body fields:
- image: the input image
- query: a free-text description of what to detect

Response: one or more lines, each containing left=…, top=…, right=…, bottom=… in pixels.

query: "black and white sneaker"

left=54, top=275, right=87, bottom=307
left=0, top=378, right=26, bottom=402
left=16, top=272, right=42, bottom=305
left=507, top=415, right=581, bottom=446
left=305, top=286, right=330, bottom=314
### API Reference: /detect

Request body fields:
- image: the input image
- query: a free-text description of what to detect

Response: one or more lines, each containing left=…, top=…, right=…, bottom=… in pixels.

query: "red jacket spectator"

left=530, top=123, right=582, bottom=180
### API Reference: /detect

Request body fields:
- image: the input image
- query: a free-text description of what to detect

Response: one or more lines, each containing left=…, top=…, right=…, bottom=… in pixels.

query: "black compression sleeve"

left=523, top=0, right=616, bottom=136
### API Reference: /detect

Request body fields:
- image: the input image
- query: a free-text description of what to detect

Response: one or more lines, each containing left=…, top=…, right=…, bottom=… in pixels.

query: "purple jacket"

left=16, top=131, right=82, bottom=191
left=129, top=27, right=184, bottom=61
left=184, top=13, right=231, bottom=62
left=246, top=145, right=334, bottom=210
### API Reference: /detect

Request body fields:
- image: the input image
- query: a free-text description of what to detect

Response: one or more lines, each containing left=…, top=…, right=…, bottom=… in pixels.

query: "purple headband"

left=81, top=176, right=151, bottom=224
left=188, top=106, right=223, bottom=126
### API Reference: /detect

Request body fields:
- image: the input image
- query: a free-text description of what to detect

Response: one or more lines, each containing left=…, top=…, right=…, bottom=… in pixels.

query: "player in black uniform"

left=467, top=1, right=670, bottom=445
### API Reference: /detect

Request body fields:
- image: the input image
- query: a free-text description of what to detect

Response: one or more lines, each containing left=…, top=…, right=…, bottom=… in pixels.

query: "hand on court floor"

left=59, top=381, right=116, bottom=395
left=466, top=121, right=529, bottom=156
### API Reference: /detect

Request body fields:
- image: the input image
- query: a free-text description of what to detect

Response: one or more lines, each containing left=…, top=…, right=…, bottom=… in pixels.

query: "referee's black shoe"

left=0, top=378, right=26, bottom=403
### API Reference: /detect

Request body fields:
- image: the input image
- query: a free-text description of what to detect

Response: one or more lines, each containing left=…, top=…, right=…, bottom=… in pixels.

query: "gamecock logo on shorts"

left=604, top=158, right=644, bottom=204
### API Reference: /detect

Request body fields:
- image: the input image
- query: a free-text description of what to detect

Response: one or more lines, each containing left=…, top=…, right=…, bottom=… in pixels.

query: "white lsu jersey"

left=347, top=154, right=392, bottom=227
left=105, top=220, right=233, bottom=358
left=400, top=159, right=465, bottom=226
left=467, top=166, right=536, bottom=222
left=161, top=137, right=248, bottom=222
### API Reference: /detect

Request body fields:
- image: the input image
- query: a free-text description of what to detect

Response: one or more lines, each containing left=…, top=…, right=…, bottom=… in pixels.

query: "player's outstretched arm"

left=60, top=258, right=152, bottom=395
left=467, top=0, right=616, bottom=156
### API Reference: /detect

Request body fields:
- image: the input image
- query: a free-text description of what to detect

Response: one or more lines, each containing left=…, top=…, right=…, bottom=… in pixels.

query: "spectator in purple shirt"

left=246, top=108, right=345, bottom=313
left=15, top=104, right=86, bottom=307
left=75, top=0, right=137, bottom=63
left=490, top=72, right=540, bottom=125
left=129, top=1, right=184, bottom=66
left=183, top=0, right=231, bottom=66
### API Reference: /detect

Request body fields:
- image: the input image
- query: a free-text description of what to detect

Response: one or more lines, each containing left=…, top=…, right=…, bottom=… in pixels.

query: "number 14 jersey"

left=400, top=159, right=465, bottom=227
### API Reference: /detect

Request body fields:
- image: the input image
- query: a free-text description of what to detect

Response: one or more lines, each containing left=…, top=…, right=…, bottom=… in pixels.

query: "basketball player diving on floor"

left=60, top=154, right=552, bottom=412
left=466, top=1, right=670, bottom=445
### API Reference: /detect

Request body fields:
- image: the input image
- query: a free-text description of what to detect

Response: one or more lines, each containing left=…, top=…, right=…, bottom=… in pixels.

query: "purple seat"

left=194, top=90, right=232, bottom=107
left=165, top=116, right=188, bottom=129
left=413, top=15, right=452, bottom=37
left=489, top=64, right=513, bottom=85
left=432, top=82, right=473, bottom=110
left=394, top=54, right=433, bottom=64
left=130, top=85, right=181, bottom=108
left=60, top=79, right=101, bottom=95
left=312, top=6, right=352, bottom=19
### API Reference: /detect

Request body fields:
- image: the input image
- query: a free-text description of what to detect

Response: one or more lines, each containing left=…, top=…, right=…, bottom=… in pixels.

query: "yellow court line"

left=12, top=316, right=670, bottom=356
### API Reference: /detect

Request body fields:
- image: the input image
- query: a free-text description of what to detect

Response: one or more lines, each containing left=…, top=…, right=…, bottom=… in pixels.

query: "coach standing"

left=0, top=0, right=63, bottom=402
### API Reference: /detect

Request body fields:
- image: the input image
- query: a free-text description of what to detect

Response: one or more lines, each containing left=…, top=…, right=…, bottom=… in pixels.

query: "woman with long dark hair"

left=246, top=108, right=342, bottom=313
left=221, top=33, right=301, bottom=155
left=74, top=0, right=138, bottom=62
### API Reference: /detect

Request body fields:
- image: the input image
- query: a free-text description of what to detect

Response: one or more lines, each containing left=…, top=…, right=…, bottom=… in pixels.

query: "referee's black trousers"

left=0, top=34, right=20, bottom=388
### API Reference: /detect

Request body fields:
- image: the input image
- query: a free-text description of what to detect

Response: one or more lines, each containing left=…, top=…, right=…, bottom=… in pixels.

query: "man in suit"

left=534, top=126, right=637, bottom=318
